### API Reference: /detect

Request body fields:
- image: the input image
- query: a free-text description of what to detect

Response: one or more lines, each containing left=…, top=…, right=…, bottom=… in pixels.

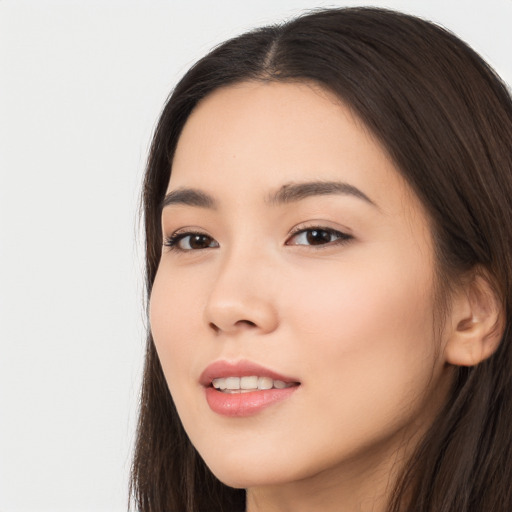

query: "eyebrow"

left=267, top=181, right=377, bottom=207
left=161, top=188, right=217, bottom=210
left=161, top=180, right=376, bottom=211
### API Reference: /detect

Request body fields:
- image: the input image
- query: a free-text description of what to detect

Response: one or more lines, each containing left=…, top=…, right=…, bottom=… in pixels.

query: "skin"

left=150, top=81, right=459, bottom=512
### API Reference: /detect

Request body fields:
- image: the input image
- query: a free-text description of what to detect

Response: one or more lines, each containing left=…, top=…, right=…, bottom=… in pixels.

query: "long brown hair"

left=131, top=7, right=512, bottom=511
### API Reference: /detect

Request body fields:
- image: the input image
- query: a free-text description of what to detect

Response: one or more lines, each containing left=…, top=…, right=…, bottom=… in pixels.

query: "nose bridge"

left=204, top=238, right=278, bottom=335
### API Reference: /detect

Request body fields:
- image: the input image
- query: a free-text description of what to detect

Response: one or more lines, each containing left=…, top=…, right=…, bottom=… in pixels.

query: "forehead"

left=169, top=81, right=421, bottom=219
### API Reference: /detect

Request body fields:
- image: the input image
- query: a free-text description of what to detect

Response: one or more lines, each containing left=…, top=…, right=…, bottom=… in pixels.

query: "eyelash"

left=287, top=225, right=353, bottom=248
left=164, top=231, right=219, bottom=252
left=163, top=226, right=353, bottom=252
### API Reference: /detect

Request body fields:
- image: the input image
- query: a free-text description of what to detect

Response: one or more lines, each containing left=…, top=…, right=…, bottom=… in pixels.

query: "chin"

left=202, top=455, right=277, bottom=488
left=209, top=466, right=287, bottom=490
left=198, top=446, right=311, bottom=490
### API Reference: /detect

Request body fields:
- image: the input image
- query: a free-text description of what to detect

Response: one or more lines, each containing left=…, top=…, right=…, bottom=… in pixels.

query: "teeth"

left=225, top=377, right=240, bottom=390
left=258, top=376, right=273, bottom=390
left=211, top=375, right=295, bottom=392
left=240, top=376, right=258, bottom=389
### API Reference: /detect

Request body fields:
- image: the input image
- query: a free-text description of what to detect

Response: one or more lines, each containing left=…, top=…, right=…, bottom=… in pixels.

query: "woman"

left=131, top=7, right=512, bottom=512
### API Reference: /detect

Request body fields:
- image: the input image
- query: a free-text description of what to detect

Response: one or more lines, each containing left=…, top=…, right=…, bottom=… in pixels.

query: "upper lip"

left=199, top=359, right=300, bottom=387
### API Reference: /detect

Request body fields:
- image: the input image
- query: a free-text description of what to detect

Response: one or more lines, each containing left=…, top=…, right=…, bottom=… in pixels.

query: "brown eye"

left=305, top=229, right=332, bottom=245
left=165, top=232, right=219, bottom=251
left=287, top=228, right=352, bottom=247
left=185, top=234, right=216, bottom=250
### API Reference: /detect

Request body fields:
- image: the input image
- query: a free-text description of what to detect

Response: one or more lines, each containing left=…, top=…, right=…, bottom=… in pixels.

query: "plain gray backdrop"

left=1, top=1, right=511, bottom=510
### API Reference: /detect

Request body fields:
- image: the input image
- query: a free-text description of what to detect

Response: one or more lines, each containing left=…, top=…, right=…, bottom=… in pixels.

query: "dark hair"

left=131, top=7, right=512, bottom=512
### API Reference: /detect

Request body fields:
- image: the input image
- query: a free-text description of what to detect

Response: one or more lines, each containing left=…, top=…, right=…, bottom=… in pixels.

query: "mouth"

left=211, top=375, right=298, bottom=393
left=200, top=360, right=301, bottom=417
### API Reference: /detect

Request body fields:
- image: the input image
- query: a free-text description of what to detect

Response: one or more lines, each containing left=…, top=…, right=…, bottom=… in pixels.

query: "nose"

left=204, top=249, right=279, bottom=336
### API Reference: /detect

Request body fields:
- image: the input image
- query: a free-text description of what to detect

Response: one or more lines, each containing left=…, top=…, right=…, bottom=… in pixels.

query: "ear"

left=444, top=271, right=505, bottom=367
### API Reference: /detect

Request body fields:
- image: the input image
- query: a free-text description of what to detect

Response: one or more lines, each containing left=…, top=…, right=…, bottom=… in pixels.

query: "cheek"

left=149, top=264, right=216, bottom=433
left=287, top=254, right=435, bottom=348
left=267, top=258, right=441, bottom=473
left=149, top=265, right=205, bottom=386
left=283, top=251, right=439, bottom=415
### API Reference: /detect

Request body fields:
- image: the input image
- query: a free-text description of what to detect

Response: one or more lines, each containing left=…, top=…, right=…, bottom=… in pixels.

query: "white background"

left=1, top=1, right=511, bottom=511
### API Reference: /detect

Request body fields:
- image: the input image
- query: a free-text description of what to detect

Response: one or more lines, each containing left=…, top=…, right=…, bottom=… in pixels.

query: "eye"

left=164, top=231, right=219, bottom=251
left=286, top=227, right=352, bottom=247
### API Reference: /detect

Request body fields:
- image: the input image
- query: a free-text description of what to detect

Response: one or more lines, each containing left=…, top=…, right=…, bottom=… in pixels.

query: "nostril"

left=209, top=319, right=257, bottom=334
left=235, top=320, right=257, bottom=328
left=209, top=322, right=221, bottom=334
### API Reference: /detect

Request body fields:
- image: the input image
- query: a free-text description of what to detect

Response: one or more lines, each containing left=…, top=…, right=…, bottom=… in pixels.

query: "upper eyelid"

left=287, top=222, right=352, bottom=237
left=170, top=227, right=209, bottom=236
left=288, top=226, right=350, bottom=237
left=164, top=226, right=212, bottom=239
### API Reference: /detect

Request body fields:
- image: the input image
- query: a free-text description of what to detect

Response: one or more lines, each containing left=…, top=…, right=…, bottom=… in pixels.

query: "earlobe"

left=444, top=272, right=505, bottom=367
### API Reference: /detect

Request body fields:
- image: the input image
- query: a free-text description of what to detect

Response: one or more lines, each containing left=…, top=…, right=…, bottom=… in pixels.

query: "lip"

left=200, top=360, right=300, bottom=417
left=200, top=359, right=299, bottom=386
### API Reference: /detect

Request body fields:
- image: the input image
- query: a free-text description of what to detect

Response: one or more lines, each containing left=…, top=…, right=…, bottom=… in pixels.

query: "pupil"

left=190, top=235, right=210, bottom=249
left=306, top=230, right=331, bottom=245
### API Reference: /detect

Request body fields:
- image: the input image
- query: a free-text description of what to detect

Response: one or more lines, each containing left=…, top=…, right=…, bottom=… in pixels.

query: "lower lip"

left=205, top=386, right=298, bottom=417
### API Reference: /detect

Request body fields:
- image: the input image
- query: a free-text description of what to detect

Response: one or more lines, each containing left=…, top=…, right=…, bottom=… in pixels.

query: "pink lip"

left=200, top=360, right=300, bottom=417
left=199, top=360, right=298, bottom=386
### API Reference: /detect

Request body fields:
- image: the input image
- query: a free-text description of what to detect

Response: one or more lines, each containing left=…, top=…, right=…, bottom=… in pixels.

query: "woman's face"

left=150, top=82, right=453, bottom=492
